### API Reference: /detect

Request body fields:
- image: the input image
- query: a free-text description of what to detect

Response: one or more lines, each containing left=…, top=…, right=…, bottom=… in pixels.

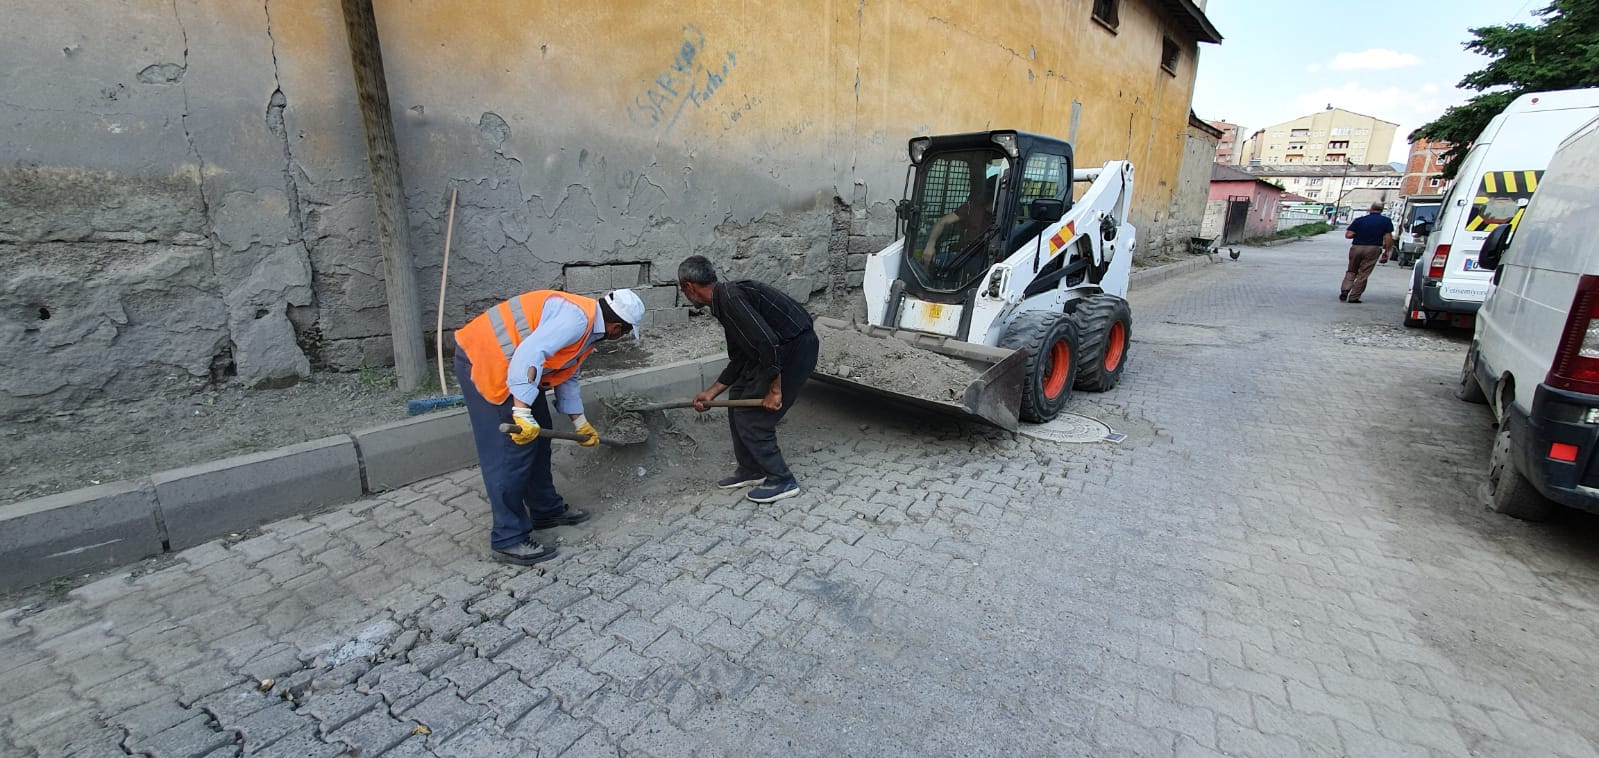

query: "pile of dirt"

left=0, top=313, right=731, bottom=505
left=814, top=325, right=979, bottom=404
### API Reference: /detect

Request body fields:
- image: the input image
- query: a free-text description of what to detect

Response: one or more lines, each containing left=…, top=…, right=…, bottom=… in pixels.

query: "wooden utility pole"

left=340, top=0, right=427, bottom=390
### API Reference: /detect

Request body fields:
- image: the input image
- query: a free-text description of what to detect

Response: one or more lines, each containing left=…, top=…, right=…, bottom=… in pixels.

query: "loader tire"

left=1000, top=310, right=1080, bottom=423
left=1071, top=295, right=1131, bottom=392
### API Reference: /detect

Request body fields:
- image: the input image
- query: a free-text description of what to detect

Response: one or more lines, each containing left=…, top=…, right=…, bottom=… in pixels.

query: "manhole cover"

left=1019, top=412, right=1126, bottom=444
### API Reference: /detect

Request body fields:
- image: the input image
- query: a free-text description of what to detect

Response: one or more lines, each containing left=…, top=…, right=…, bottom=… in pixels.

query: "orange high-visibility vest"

left=455, top=291, right=600, bottom=404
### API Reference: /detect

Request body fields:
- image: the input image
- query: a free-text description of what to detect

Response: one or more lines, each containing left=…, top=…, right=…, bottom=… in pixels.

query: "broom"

left=406, top=187, right=466, bottom=415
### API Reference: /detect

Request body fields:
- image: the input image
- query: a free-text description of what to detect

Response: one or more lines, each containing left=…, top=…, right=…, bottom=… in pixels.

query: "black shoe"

left=717, top=472, right=766, bottom=489
left=1339, top=291, right=1349, bottom=301
left=493, top=539, right=558, bottom=565
left=747, top=479, right=800, bottom=503
left=530, top=507, right=591, bottom=529
left=1347, top=298, right=1362, bottom=304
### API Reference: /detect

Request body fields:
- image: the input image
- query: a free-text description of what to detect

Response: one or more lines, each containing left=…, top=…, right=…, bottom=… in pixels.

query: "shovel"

left=620, top=398, right=767, bottom=413
left=494, top=424, right=636, bottom=447
left=494, top=398, right=767, bottom=447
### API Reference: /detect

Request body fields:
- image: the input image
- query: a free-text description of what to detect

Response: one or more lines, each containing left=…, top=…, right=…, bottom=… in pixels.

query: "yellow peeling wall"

left=265, top=0, right=1212, bottom=341
left=364, top=0, right=1206, bottom=237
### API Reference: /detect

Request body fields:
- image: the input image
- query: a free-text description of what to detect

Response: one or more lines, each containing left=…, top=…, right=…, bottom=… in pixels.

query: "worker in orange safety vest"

left=453, top=288, right=645, bottom=565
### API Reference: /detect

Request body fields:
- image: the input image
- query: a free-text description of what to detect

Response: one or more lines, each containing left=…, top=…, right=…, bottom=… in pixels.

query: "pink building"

left=1203, top=164, right=1287, bottom=242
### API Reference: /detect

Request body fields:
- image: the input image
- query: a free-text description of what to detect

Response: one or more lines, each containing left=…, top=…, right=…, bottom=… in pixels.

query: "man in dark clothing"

left=1341, top=202, right=1395, bottom=303
left=677, top=255, right=818, bottom=503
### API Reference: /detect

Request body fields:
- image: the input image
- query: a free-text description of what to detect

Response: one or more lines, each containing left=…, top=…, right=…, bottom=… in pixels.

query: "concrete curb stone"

left=0, top=480, right=163, bottom=593
left=354, top=412, right=476, bottom=493
left=152, top=435, right=363, bottom=550
left=1130, top=256, right=1214, bottom=289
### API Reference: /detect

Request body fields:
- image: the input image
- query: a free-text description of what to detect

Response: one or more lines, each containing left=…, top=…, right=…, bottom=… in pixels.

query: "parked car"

left=1457, top=113, right=1599, bottom=520
left=1405, top=88, right=1599, bottom=330
left=1394, top=194, right=1442, bottom=268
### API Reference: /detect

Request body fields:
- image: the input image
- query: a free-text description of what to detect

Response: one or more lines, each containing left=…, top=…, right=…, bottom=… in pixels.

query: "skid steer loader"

left=814, top=130, right=1134, bottom=431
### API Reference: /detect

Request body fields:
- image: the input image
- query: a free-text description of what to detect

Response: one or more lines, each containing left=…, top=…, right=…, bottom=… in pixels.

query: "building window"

left=1332, top=127, right=1352, bottom=136
left=1329, top=141, right=1349, bottom=149
left=1428, top=177, right=1443, bottom=187
left=1160, top=37, right=1179, bottom=75
left=1092, top=0, right=1119, bottom=31
left=1308, top=178, right=1322, bottom=186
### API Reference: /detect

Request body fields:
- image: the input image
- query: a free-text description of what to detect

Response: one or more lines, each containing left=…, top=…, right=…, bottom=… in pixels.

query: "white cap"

left=603, top=288, right=646, bottom=339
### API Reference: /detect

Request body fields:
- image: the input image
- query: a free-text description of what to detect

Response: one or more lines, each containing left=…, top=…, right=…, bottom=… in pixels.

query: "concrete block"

left=650, top=308, right=690, bottom=328
left=610, top=264, right=644, bottom=288
left=698, top=357, right=731, bottom=386
left=0, top=480, right=163, bottom=592
left=152, top=436, right=363, bottom=550
left=847, top=235, right=885, bottom=255
left=638, top=285, right=679, bottom=310
left=564, top=265, right=609, bottom=295
left=846, top=253, right=868, bottom=271
left=846, top=271, right=866, bottom=288
left=577, top=376, right=618, bottom=413
left=353, top=411, right=477, bottom=493
left=607, top=359, right=707, bottom=402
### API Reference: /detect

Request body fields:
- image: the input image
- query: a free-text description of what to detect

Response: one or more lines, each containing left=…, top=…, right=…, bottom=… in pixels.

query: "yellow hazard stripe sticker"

left=1484, top=173, right=1497, bottom=193
left=1525, top=171, right=1539, bottom=192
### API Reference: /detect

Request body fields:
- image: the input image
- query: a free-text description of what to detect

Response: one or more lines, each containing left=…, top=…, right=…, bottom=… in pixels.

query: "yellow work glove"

left=573, top=414, right=600, bottom=447
left=509, top=407, right=540, bottom=445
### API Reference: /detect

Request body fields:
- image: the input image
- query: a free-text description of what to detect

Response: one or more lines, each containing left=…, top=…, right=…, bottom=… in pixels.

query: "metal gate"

left=1223, top=196, right=1251, bottom=243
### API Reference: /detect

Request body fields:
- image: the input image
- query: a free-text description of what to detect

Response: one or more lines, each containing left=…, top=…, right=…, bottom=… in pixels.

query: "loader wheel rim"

left=1104, top=322, right=1127, bottom=372
left=1044, top=339, right=1071, bottom=399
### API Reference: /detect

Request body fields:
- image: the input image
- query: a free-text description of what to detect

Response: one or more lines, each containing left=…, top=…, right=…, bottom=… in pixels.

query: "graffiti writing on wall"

left=627, top=24, right=737, bottom=134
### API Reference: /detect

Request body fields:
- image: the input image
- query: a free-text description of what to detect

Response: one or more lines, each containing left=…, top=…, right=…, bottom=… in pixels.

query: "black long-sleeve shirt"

left=712, top=280, right=813, bottom=388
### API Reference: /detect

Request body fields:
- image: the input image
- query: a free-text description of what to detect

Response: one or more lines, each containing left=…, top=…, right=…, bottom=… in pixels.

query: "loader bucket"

left=811, top=317, right=1025, bottom=431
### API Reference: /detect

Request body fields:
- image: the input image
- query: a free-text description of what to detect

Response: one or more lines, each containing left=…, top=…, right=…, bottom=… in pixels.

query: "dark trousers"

left=728, top=331, right=818, bottom=483
left=456, top=351, right=566, bottom=549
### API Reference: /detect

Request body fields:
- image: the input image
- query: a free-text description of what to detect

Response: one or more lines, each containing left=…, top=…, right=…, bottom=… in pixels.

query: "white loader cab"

left=1405, top=88, right=1599, bottom=329
left=1458, top=113, right=1599, bottom=520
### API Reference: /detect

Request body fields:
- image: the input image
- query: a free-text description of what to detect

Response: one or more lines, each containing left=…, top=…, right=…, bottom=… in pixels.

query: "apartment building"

left=1239, top=107, right=1399, bottom=166
left=1206, top=120, right=1245, bottom=165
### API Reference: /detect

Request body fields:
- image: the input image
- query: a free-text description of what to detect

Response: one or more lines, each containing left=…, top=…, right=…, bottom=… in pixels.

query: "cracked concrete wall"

left=1168, top=122, right=1222, bottom=255
left=0, top=0, right=1209, bottom=418
left=0, top=0, right=314, bottom=419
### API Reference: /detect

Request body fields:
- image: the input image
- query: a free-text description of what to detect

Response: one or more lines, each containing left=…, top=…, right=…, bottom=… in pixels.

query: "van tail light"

left=1547, top=274, right=1599, bottom=395
left=1427, top=245, right=1451, bottom=278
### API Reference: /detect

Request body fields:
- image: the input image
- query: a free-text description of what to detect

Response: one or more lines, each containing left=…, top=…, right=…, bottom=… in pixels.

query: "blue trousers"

left=456, top=351, right=567, bottom=549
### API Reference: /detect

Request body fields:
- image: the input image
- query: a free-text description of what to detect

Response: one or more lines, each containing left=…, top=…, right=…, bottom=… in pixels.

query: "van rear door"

left=1441, top=169, right=1543, bottom=301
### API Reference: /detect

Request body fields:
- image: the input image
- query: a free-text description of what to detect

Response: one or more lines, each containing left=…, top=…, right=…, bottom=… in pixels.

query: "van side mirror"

left=1029, top=199, right=1064, bottom=223
left=1478, top=224, right=1513, bottom=270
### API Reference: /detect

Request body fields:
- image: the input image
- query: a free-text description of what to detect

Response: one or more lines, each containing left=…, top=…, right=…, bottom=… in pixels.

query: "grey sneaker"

left=492, top=539, right=558, bottom=565
left=747, top=478, right=800, bottom=503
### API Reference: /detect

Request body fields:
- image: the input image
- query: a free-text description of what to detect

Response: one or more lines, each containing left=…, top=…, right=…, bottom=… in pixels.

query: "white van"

left=1457, top=113, right=1599, bottom=520
left=1405, top=88, right=1599, bottom=329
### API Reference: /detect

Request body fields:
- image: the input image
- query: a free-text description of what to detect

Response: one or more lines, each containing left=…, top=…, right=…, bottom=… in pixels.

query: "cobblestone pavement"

left=8, top=235, right=1599, bottom=757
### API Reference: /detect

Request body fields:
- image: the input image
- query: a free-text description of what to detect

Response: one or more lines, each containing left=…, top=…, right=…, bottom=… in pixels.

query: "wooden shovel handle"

left=625, top=398, right=767, bottom=412
left=495, top=424, right=596, bottom=443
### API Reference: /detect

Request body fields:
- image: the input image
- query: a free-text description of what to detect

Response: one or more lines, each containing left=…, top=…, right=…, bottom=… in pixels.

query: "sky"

left=1191, top=0, right=1548, bottom=164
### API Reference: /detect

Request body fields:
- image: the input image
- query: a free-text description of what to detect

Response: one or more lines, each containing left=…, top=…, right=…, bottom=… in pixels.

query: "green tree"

left=1411, top=0, right=1599, bottom=177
